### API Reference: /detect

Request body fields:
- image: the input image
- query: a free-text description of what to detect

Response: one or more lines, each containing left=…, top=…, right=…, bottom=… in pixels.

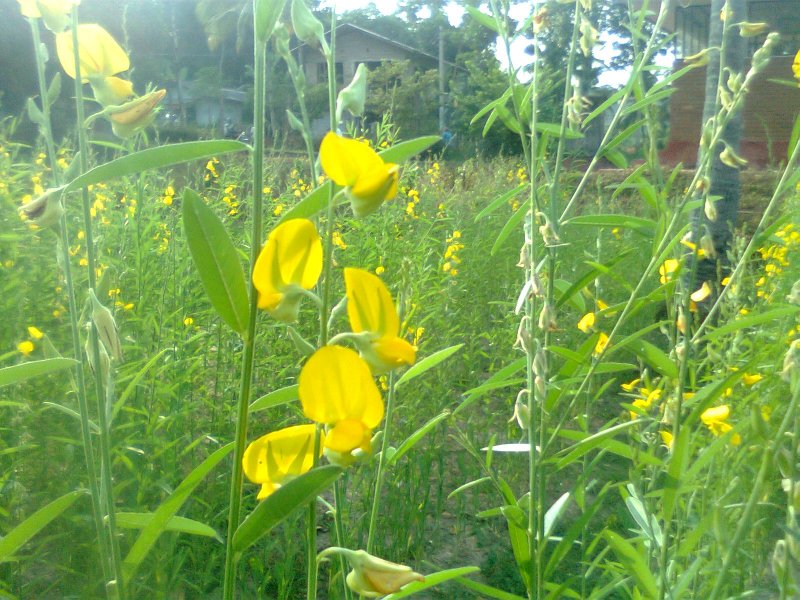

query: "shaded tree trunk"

left=690, top=0, right=747, bottom=291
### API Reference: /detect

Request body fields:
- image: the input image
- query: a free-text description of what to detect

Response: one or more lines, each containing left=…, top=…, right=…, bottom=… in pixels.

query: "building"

left=296, top=23, right=445, bottom=139
left=657, top=0, right=800, bottom=167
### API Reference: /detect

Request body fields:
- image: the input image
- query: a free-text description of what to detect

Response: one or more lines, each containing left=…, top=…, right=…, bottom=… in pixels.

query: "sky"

left=318, top=0, right=662, bottom=88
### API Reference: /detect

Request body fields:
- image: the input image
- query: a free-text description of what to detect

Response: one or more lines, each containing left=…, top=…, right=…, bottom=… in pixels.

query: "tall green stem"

left=221, top=33, right=266, bottom=600
left=366, top=372, right=396, bottom=554
left=69, top=9, right=124, bottom=597
left=27, top=16, right=113, bottom=595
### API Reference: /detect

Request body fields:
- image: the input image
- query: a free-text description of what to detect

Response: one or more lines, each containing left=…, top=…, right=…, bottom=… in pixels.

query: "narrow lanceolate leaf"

left=123, top=443, right=233, bottom=580
left=383, top=566, right=480, bottom=599
left=0, top=358, right=77, bottom=388
left=379, top=136, right=441, bottom=163
left=115, top=512, right=221, bottom=542
left=603, top=531, right=658, bottom=599
left=277, top=181, right=333, bottom=225
left=233, top=465, right=342, bottom=555
left=703, top=305, right=800, bottom=342
left=63, top=140, right=248, bottom=193
left=183, top=189, right=250, bottom=336
left=386, top=410, right=450, bottom=466
left=465, top=5, right=500, bottom=33
left=249, top=384, right=299, bottom=413
left=395, top=344, right=464, bottom=389
left=474, top=183, right=528, bottom=222
left=0, top=490, right=86, bottom=562
left=491, top=202, right=528, bottom=255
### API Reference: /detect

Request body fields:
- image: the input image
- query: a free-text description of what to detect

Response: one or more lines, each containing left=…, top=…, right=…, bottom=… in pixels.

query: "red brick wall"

left=662, top=55, right=800, bottom=167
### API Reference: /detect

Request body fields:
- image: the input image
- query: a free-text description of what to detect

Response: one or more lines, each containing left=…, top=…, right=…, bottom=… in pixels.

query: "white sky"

left=323, top=0, right=669, bottom=88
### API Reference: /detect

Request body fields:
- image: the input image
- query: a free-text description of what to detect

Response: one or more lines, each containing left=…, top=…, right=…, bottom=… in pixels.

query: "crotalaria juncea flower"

left=299, top=346, right=384, bottom=456
left=17, top=0, right=77, bottom=31
left=243, top=424, right=322, bottom=500
left=56, top=24, right=130, bottom=81
left=56, top=24, right=134, bottom=107
left=701, top=404, right=741, bottom=445
left=319, top=548, right=423, bottom=598
left=319, top=131, right=399, bottom=218
left=344, top=267, right=416, bottom=373
left=252, top=218, right=323, bottom=322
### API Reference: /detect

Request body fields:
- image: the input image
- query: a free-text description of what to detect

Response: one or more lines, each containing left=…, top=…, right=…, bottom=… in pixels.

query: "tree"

left=689, top=0, right=747, bottom=297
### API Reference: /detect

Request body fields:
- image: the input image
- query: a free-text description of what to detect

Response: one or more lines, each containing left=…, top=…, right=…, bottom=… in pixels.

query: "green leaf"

left=386, top=411, right=450, bottom=466
left=123, top=443, right=233, bottom=580
left=620, top=338, right=678, bottom=379
left=46, top=73, right=61, bottom=107
left=455, top=577, right=527, bottom=600
left=233, top=465, right=342, bottom=554
left=395, top=344, right=463, bottom=389
left=703, top=305, right=800, bottom=342
left=26, top=98, right=45, bottom=126
left=583, top=87, right=626, bottom=127
left=603, top=531, right=658, bottom=599
left=0, top=490, right=85, bottom=562
left=553, top=423, right=663, bottom=470
left=383, top=566, right=480, bottom=599
left=0, top=358, right=77, bottom=388
left=113, top=349, right=169, bottom=420
left=491, top=202, right=527, bottom=255
left=535, top=122, right=583, bottom=139
left=564, top=214, right=656, bottom=236
left=64, top=140, right=248, bottom=193
left=662, top=427, right=690, bottom=525
left=182, top=189, right=250, bottom=336
left=622, top=89, right=675, bottom=116
left=278, top=181, right=334, bottom=224
left=379, top=136, right=441, bottom=163
left=249, top=384, right=299, bottom=413
left=115, top=512, right=221, bottom=541
left=465, top=6, right=499, bottom=33
left=474, top=184, right=528, bottom=222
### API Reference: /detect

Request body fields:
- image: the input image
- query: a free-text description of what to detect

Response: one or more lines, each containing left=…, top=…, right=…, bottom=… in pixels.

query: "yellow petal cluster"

left=243, top=424, right=322, bottom=500
left=793, top=49, right=800, bottom=83
left=344, top=267, right=416, bottom=373
left=320, top=132, right=399, bottom=218
left=701, top=404, right=741, bottom=445
left=252, top=219, right=323, bottom=322
left=17, top=0, right=77, bottom=31
left=56, top=24, right=130, bottom=82
left=299, top=346, right=383, bottom=455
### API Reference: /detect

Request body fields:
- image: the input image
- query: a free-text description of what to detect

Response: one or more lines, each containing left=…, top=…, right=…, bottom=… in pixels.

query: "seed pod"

left=88, top=288, right=123, bottom=361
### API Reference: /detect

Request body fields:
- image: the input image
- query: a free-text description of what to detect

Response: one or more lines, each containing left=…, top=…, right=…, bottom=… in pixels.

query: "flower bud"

left=510, top=389, right=530, bottom=430
left=514, top=316, right=533, bottom=354
left=704, top=197, right=718, bottom=221
left=88, top=288, right=122, bottom=361
left=85, top=331, right=110, bottom=383
left=107, top=89, right=166, bottom=139
left=684, top=48, right=712, bottom=67
left=19, top=188, right=64, bottom=229
left=579, top=16, right=598, bottom=57
left=700, top=233, right=716, bottom=259
left=786, top=279, right=800, bottom=305
left=291, top=0, right=328, bottom=53
left=336, top=63, right=367, bottom=122
left=319, top=548, right=424, bottom=598
left=538, top=301, right=557, bottom=332
left=720, top=145, right=748, bottom=169
left=781, top=340, right=800, bottom=385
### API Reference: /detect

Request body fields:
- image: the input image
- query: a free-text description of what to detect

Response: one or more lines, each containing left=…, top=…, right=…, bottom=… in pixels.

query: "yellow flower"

left=107, top=89, right=167, bottom=138
left=341, top=549, right=424, bottom=598
left=299, top=346, right=384, bottom=456
left=27, top=326, right=44, bottom=340
left=594, top=332, right=609, bottom=357
left=17, top=0, right=76, bottom=32
left=659, top=259, right=679, bottom=284
left=660, top=430, right=674, bottom=450
left=56, top=24, right=130, bottom=82
left=183, top=316, right=194, bottom=327
left=252, top=219, right=323, bottom=323
left=344, top=268, right=416, bottom=373
left=701, top=404, right=741, bottom=444
left=691, top=281, right=712, bottom=302
left=319, top=132, right=399, bottom=218
left=793, top=49, right=800, bottom=82
left=17, top=340, right=34, bottom=356
left=577, top=312, right=595, bottom=333
left=621, top=377, right=641, bottom=392
left=742, top=373, right=763, bottom=385
left=243, top=424, right=322, bottom=500
left=375, top=265, right=385, bottom=275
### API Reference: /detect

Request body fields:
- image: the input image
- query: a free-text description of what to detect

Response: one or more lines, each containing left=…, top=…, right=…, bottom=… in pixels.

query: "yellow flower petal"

left=794, top=49, right=800, bottom=82
left=27, top=326, right=44, bottom=340
left=344, top=268, right=398, bottom=338
left=17, top=340, right=34, bottom=356
left=243, top=424, right=321, bottom=500
left=577, top=312, right=595, bottom=333
left=319, top=132, right=399, bottom=217
left=56, top=24, right=130, bottom=82
left=252, top=219, right=322, bottom=320
left=299, top=346, right=383, bottom=454
left=690, top=281, right=712, bottom=302
left=659, top=259, right=680, bottom=284
left=372, top=336, right=416, bottom=369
